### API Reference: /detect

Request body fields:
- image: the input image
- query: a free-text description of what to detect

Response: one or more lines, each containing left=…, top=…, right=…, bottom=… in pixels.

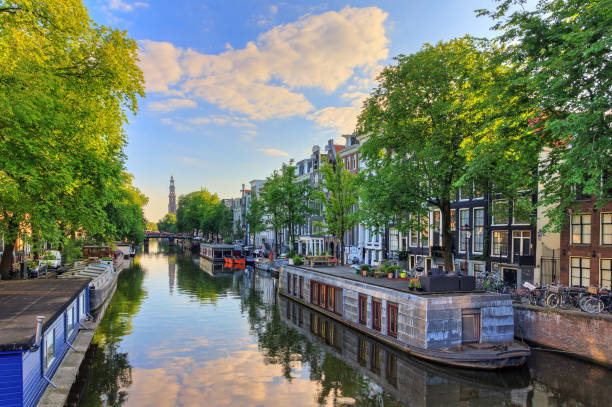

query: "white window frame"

left=571, top=214, right=591, bottom=245
left=458, top=183, right=471, bottom=201
left=491, top=200, right=509, bottom=226
left=45, top=329, right=55, bottom=370
left=458, top=209, right=470, bottom=253
left=601, top=212, right=612, bottom=245
left=472, top=262, right=485, bottom=277
left=472, top=207, right=485, bottom=254
left=430, top=209, right=441, bottom=247
left=66, top=305, right=75, bottom=337
left=512, top=198, right=531, bottom=225
left=79, top=292, right=85, bottom=319
left=600, top=258, right=611, bottom=290
left=491, top=230, right=509, bottom=257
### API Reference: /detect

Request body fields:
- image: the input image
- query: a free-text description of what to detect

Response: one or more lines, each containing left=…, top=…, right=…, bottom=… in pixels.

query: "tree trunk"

left=0, top=238, right=16, bottom=280
left=340, top=238, right=345, bottom=266
left=440, top=199, right=453, bottom=273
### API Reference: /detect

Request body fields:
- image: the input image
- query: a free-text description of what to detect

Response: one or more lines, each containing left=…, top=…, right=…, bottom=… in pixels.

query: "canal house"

left=280, top=265, right=529, bottom=369
left=0, top=279, right=90, bottom=407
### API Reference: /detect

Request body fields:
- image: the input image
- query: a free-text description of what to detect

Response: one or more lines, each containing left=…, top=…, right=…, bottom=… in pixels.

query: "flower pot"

left=387, top=272, right=393, bottom=279
left=416, top=287, right=423, bottom=292
left=400, top=272, right=406, bottom=279
left=361, top=270, right=367, bottom=277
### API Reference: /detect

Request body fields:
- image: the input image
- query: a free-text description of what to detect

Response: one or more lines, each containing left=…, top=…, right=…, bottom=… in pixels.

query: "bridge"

left=144, top=231, right=196, bottom=240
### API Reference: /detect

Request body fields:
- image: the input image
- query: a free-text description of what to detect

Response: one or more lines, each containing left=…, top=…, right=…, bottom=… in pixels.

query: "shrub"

left=293, top=256, right=303, bottom=266
left=408, top=280, right=415, bottom=289
left=360, top=264, right=370, bottom=271
left=416, top=280, right=422, bottom=289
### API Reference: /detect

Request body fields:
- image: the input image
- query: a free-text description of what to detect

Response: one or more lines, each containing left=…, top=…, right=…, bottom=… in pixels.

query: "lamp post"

left=461, top=223, right=472, bottom=274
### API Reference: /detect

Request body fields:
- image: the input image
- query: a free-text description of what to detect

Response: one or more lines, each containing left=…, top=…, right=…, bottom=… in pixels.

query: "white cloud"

left=187, top=115, right=256, bottom=129
left=257, top=148, right=289, bottom=157
left=138, top=40, right=183, bottom=95
left=149, top=98, right=197, bottom=112
left=176, top=155, right=207, bottom=167
left=139, top=6, right=389, bottom=122
left=160, top=118, right=191, bottom=132
left=308, top=106, right=361, bottom=134
left=108, top=0, right=148, bottom=12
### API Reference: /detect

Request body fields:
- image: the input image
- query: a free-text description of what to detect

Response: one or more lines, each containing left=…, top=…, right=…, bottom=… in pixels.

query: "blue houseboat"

left=0, top=279, right=90, bottom=407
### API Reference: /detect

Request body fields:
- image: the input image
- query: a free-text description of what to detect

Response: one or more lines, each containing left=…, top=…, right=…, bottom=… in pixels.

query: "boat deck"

left=295, top=265, right=490, bottom=297
left=0, top=279, right=89, bottom=351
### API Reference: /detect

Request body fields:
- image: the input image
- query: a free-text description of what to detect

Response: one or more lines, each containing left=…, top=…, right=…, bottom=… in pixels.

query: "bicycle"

left=583, top=288, right=612, bottom=314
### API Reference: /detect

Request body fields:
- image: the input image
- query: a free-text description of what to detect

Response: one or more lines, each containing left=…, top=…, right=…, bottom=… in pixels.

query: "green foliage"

left=478, top=0, right=612, bottom=230
left=360, top=264, right=370, bottom=271
left=102, top=173, right=148, bottom=244
left=408, top=280, right=415, bottom=289
left=176, top=189, right=231, bottom=239
left=246, top=193, right=266, bottom=243
left=0, top=0, right=145, bottom=278
left=292, top=256, right=303, bottom=266
left=316, top=154, right=359, bottom=265
left=145, top=221, right=158, bottom=231
left=416, top=280, right=422, bottom=289
left=157, top=213, right=177, bottom=233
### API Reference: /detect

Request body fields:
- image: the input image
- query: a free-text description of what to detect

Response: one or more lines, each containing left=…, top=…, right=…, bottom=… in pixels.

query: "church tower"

left=168, top=175, right=176, bottom=215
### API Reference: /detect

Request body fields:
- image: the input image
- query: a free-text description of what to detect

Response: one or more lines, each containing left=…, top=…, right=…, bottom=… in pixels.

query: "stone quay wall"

left=513, top=304, right=612, bottom=366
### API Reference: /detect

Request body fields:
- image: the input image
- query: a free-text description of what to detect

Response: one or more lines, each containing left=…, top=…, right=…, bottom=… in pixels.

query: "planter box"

left=459, top=276, right=476, bottom=291
left=420, top=275, right=460, bottom=292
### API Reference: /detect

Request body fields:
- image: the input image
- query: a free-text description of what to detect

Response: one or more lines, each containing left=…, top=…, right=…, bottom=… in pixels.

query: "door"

left=502, top=268, right=517, bottom=285
left=462, top=310, right=481, bottom=343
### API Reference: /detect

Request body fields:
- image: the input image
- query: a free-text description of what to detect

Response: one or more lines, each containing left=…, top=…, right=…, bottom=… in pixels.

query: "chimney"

left=34, top=316, right=44, bottom=349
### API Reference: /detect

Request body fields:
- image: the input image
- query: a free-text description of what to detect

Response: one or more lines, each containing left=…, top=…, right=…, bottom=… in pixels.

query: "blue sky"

left=84, top=0, right=508, bottom=222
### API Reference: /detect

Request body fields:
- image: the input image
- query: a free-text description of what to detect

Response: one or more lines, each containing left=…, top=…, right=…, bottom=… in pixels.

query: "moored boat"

left=59, top=261, right=117, bottom=312
left=280, top=265, right=530, bottom=369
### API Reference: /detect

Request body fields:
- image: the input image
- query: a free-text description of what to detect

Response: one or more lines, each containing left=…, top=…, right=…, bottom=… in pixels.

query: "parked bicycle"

left=582, top=288, right=612, bottom=314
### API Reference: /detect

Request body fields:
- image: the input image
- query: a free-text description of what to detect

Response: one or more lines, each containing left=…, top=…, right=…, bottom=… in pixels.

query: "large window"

left=45, top=329, right=55, bottom=369
left=512, top=230, right=531, bottom=258
left=473, top=262, right=485, bottom=278
left=459, top=183, right=471, bottom=200
left=473, top=208, right=484, bottom=253
left=387, top=303, right=398, bottom=338
left=67, top=306, right=75, bottom=337
left=512, top=198, right=531, bottom=224
left=492, top=200, right=509, bottom=225
left=310, top=280, right=342, bottom=315
left=372, top=299, right=382, bottom=331
left=570, top=257, right=590, bottom=287
left=293, top=275, right=297, bottom=296
left=601, top=213, right=612, bottom=245
left=571, top=214, right=591, bottom=244
left=358, top=295, right=367, bottom=325
left=431, top=211, right=441, bottom=246
left=409, top=224, right=418, bottom=247
left=492, top=231, right=508, bottom=257
left=458, top=209, right=470, bottom=253
left=600, top=259, right=611, bottom=290
left=421, top=216, right=429, bottom=246
left=287, top=273, right=293, bottom=294
left=450, top=210, right=456, bottom=231
left=299, top=276, right=304, bottom=299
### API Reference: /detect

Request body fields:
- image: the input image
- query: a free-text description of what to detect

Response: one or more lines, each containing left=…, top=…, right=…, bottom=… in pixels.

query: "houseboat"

left=58, top=261, right=119, bottom=312
left=279, top=296, right=531, bottom=405
left=115, top=243, right=132, bottom=258
left=0, top=279, right=90, bottom=407
left=280, top=265, right=530, bottom=369
left=200, top=243, right=241, bottom=262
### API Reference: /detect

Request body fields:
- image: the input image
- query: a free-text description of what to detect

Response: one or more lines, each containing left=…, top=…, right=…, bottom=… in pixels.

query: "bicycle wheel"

left=546, top=293, right=559, bottom=308
left=558, top=292, right=572, bottom=310
left=584, top=297, right=604, bottom=314
left=579, top=295, right=592, bottom=312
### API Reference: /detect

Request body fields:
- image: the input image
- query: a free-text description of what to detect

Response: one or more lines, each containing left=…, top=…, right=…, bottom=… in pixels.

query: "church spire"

left=168, top=175, right=176, bottom=215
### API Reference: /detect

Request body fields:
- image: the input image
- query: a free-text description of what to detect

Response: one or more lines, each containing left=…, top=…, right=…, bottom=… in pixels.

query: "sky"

left=84, top=0, right=508, bottom=222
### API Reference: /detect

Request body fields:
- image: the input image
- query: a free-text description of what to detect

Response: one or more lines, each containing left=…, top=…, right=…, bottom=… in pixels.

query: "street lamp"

left=461, top=223, right=472, bottom=274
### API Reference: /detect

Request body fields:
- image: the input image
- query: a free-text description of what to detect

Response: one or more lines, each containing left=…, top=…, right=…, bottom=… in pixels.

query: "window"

left=600, top=259, right=611, bottom=290
left=473, top=186, right=483, bottom=199
left=310, top=280, right=342, bottom=314
left=450, top=210, right=456, bottom=231
left=512, top=231, right=531, bottom=258
left=409, top=224, right=418, bottom=247
left=45, top=329, right=55, bottom=369
left=601, top=213, right=612, bottom=245
left=461, top=310, right=481, bottom=343
left=473, top=208, right=484, bottom=253
left=299, top=276, right=304, bottom=299
left=431, top=210, right=441, bottom=246
left=459, top=183, right=471, bottom=200
left=421, top=216, right=429, bottom=246
left=473, top=262, right=485, bottom=278
left=458, top=209, right=470, bottom=253
left=67, top=306, right=75, bottom=337
left=287, top=273, right=292, bottom=294
left=389, top=228, right=399, bottom=251
left=293, top=274, right=297, bottom=296
left=387, top=303, right=398, bottom=338
left=570, top=257, right=590, bottom=287
left=492, top=200, right=509, bottom=225
left=571, top=214, right=591, bottom=244
left=358, top=295, right=367, bottom=325
left=492, top=231, right=508, bottom=257
left=372, top=300, right=382, bottom=331
left=370, top=343, right=380, bottom=374
left=79, top=292, right=85, bottom=319
left=358, top=337, right=367, bottom=366
left=512, top=198, right=531, bottom=224
left=385, top=351, right=397, bottom=387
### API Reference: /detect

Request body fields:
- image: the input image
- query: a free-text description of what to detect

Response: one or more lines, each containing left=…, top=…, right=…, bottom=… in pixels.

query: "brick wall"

left=514, top=304, right=612, bottom=366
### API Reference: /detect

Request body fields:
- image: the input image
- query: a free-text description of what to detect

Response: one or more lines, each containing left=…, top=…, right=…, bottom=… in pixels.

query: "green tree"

left=102, top=173, right=149, bottom=244
left=0, top=0, right=144, bottom=278
left=261, top=171, right=285, bottom=254
left=145, top=221, right=158, bottom=232
left=316, top=154, right=359, bottom=265
left=478, top=0, right=612, bottom=230
left=176, top=189, right=219, bottom=235
left=157, top=213, right=177, bottom=233
left=280, top=162, right=315, bottom=252
left=246, top=193, right=266, bottom=247
left=357, top=37, right=535, bottom=272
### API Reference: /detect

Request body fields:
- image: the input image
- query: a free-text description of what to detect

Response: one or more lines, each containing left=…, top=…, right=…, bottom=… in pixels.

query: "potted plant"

left=416, top=279, right=423, bottom=292
left=408, top=280, right=415, bottom=291
left=400, top=270, right=407, bottom=279
left=360, top=264, right=370, bottom=277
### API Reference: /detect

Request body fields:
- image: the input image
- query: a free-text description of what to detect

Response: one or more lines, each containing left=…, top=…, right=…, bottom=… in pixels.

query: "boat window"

left=372, top=300, right=382, bottom=331
left=45, top=329, right=55, bottom=369
left=387, top=303, right=398, bottom=338
left=358, top=295, right=367, bottom=325
left=293, top=275, right=297, bottom=296
left=67, top=306, right=75, bottom=337
left=299, top=276, right=304, bottom=299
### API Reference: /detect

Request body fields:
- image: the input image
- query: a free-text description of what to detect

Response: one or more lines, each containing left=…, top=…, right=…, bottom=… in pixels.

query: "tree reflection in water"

left=77, top=260, right=147, bottom=407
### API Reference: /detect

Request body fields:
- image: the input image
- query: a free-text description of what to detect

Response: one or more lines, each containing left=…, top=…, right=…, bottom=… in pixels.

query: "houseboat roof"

left=294, top=265, right=488, bottom=297
left=0, top=279, right=89, bottom=352
left=201, top=244, right=239, bottom=249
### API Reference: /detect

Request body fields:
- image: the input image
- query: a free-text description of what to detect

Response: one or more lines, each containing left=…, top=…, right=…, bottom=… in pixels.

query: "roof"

left=333, top=145, right=344, bottom=153
left=0, top=279, right=89, bottom=351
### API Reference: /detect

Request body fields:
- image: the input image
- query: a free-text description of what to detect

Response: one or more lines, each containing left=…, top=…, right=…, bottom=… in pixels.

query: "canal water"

left=70, top=241, right=611, bottom=407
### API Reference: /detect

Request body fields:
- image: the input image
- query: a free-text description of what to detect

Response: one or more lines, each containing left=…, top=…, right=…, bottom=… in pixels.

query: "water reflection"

left=71, top=243, right=611, bottom=407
